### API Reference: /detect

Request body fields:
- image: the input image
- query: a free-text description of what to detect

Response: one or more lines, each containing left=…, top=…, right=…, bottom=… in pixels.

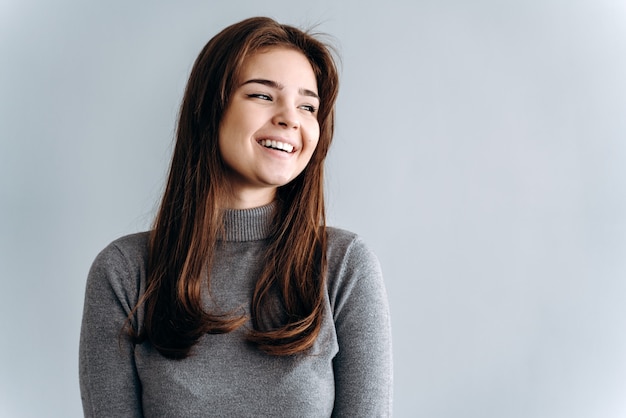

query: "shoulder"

left=324, top=227, right=390, bottom=351
left=92, top=232, right=150, bottom=268
left=326, top=226, right=380, bottom=273
left=325, top=227, right=384, bottom=307
left=82, top=232, right=151, bottom=344
left=105, top=231, right=150, bottom=258
left=87, top=232, right=150, bottom=295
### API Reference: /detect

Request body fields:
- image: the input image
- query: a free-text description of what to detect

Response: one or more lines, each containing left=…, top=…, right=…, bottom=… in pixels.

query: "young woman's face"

left=218, top=47, right=320, bottom=208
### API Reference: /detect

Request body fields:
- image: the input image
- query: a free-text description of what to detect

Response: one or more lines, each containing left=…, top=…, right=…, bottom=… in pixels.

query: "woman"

left=79, top=16, right=392, bottom=417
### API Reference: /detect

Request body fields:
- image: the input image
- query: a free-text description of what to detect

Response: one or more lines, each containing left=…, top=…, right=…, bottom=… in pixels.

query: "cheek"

left=302, top=134, right=321, bottom=168
left=218, top=113, right=245, bottom=155
left=305, top=123, right=325, bottom=162
left=305, top=123, right=321, bottom=150
left=217, top=125, right=238, bottom=166
left=217, top=129, right=228, bottom=158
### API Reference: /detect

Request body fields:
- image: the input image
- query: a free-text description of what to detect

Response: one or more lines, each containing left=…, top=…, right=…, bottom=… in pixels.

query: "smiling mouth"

left=258, top=139, right=295, bottom=153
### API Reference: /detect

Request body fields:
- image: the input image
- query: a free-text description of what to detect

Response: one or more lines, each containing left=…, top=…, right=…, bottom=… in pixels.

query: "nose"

left=272, top=105, right=300, bottom=130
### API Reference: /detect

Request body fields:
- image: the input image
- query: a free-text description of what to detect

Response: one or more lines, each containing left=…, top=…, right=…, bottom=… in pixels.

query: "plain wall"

left=1, top=0, right=625, bottom=417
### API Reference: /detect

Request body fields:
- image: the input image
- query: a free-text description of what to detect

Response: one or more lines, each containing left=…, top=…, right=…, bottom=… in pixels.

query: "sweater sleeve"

left=79, top=240, right=144, bottom=417
left=329, top=235, right=393, bottom=417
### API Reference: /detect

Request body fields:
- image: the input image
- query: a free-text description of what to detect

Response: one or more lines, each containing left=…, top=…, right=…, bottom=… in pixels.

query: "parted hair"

left=129, top=17, right=340, bottom=359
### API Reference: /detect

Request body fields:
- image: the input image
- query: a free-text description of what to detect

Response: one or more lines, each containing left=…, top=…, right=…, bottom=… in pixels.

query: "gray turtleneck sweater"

left=79, top=204, right=392, bottom=417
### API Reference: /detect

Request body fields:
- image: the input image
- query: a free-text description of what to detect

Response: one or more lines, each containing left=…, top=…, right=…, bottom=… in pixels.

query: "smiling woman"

left=219, top=48, right=321, bottom=208
left=78, top=16, right=392, bottom=417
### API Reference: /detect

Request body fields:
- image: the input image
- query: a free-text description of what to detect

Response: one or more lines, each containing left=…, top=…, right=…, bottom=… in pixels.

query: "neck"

left=223, top=186, right=277, bottom=209
left=221, top=201, right=276, bottom=241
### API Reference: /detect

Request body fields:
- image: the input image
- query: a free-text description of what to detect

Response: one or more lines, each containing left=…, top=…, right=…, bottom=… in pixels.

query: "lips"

left=257, top=138, right=295, bottom=153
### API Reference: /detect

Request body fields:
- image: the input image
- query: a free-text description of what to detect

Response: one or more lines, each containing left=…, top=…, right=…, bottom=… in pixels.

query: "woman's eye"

left=300, top=104, right=317, bottom=113
left=248, top=93, right=272, bottom=101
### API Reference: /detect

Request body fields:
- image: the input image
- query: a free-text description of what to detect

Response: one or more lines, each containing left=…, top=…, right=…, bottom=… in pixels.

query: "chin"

left=262, top=173, right=298, bottom=187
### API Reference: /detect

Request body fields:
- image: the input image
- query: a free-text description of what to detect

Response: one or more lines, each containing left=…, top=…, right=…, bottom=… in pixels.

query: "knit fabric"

left=79, top=203, right=392, bottom=417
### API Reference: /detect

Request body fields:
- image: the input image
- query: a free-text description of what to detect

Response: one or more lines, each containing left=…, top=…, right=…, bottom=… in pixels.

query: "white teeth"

left=260, top=139, right=294, bottom=153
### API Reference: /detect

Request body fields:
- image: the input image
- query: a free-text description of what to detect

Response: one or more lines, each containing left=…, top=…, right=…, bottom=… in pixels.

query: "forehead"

left=238, top=47, right=318, bottom=92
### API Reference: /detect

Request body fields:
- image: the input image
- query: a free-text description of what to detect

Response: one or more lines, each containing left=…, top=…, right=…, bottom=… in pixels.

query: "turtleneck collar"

left=220, top=201, right=276, bottom=242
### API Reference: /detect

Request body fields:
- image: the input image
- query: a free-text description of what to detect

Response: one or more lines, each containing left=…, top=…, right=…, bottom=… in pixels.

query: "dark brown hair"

left=130, top=17, right=339, bottom=359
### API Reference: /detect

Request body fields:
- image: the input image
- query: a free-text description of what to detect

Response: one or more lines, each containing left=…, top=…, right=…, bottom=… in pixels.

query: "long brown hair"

left=130, top=17, right=339, bottom=359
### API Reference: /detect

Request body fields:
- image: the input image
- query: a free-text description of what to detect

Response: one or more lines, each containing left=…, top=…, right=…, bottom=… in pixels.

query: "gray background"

left=1, top=0, right=625, bottom=417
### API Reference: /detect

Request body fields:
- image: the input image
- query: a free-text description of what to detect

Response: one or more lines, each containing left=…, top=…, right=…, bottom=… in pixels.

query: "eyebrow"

left=241, top=78, right=320, bottom=100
